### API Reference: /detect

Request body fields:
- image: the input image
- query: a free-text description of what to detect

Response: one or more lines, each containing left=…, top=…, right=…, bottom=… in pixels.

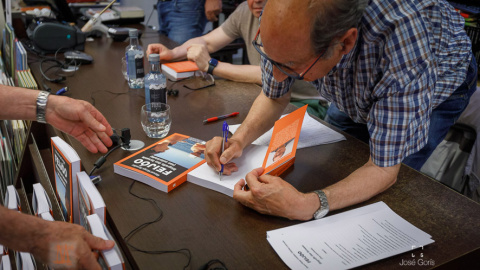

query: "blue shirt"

left=262, top=0, right=472, bottom=167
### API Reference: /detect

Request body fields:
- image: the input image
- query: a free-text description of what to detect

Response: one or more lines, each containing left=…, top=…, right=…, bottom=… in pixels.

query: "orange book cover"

left=163, top=61, right=199, bottom=73
left=114, top=133, right=206, bottom=193
left=161, top=61, right=199, bottom=81
left=262, top=105, right=307, bottom=175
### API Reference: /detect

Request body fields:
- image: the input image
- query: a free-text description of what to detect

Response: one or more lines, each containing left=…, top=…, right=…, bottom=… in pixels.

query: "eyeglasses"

left=252, top=28, right=326, bottom=80
left=183, top=71, right=215, bottom=90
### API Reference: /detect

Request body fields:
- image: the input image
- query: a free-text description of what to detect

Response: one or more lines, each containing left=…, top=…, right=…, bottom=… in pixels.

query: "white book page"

left=188, top=145, right=268, bottom=196
left=229, top=112, right=345, bottom=149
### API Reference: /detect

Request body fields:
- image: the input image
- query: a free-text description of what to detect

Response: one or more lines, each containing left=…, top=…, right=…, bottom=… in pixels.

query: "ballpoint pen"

left=203, top=112, right=239, bottom=124
left=219, top=121, right=229, bottom=180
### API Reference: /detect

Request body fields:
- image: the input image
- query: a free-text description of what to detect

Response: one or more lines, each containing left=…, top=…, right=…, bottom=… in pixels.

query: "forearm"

left=0, top=86, right=39, bottom=120
left=170, top=37, right=209, bottom=61
left=298, top=159, right=399, bottom=220
left=0, top=206, right=45, bottom=253
left=233, top=92, right=290, bottom=148
left=213, top=63, right=262, bottom=85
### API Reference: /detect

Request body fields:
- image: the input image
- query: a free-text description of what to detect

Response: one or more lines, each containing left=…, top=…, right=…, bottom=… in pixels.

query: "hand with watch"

left=232, top=167, right=330, bottom=221
left=185, top=44, right=216, bottom=73
left=35, top=90, right=113, bottom=154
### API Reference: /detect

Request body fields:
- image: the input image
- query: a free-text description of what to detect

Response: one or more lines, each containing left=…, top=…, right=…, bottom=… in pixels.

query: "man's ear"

left=339, top=28, right=358, bottom=55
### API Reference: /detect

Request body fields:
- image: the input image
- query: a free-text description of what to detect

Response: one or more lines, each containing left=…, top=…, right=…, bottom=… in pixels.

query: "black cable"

left=124, top=181, right=192, bottom=270
left=88, top=144, right=123, bottom=176
left=90, top=89, right=131, bottom=106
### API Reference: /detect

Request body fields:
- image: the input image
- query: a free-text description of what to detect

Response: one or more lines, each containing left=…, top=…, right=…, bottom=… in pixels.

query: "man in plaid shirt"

left=205, top=0, right=477, bottom=220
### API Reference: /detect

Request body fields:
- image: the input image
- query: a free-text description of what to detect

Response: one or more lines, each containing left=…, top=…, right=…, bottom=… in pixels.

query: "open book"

left=187, top=105, right=308, bottom=197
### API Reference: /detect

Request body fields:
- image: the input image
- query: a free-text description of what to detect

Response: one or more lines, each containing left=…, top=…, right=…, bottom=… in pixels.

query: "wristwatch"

left=36, top=90, right=50, bottom=124
left=312, top=190, right=329, bottom=219
left=207, top=58, right=219, bottom=75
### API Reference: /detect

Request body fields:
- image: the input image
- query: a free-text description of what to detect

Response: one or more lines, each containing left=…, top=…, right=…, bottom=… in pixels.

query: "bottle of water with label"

left=144, top=54, right=167, bottom=105
left=125, top=29, right=144, bottom=89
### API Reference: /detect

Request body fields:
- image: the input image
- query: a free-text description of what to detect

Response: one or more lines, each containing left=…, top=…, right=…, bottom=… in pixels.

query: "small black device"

left=108, top=27, right=143, bottom=42
left=27, top=21, right=86, bottom=53
left=64, top=50, right=94, bottom=64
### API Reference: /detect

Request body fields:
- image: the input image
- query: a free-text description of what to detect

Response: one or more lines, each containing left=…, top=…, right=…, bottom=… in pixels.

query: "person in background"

left=0, top=86, right=114, bottom=269
left=157, top=0, right=222, bottom=44
left=149, top=0, right=328, bottom=118
left=205, top=0, right=476, bottom=221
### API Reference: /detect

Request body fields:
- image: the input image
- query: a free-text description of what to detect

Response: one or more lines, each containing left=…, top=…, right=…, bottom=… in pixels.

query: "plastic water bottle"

left=144, top=54, right=167, bottom=105
left=125, top=29, right=144, bottom=89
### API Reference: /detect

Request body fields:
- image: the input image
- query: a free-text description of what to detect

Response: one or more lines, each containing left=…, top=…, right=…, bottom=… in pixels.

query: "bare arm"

left=147, top=27, right=234, bottom=62
left=0, top=86, right=113, bottom=153
left=0, top=206, right=114, bottom=269
left=234, top=158, right=400, bottom=220
left=212, top=62, right=262, bottom=85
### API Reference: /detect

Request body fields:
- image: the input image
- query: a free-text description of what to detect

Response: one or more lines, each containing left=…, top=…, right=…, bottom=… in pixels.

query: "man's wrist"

left=312, top=190, right=329, bottom=219
left=294, top=192, right=321, bottom=221
left=36, top=91, right=50, bottom=124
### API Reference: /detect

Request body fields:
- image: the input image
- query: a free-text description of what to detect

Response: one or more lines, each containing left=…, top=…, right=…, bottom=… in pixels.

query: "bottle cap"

left=129, top=29, right=138, bottom=37
left=149, top=54, right=160, bottom=62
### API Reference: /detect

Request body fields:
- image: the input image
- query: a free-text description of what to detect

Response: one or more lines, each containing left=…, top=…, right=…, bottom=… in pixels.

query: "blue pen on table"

left=219, top=121, right=229, bottom=181
left=56, top=87, right=68, bottom=95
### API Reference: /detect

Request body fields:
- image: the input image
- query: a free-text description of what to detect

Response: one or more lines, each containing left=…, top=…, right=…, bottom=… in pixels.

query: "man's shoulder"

left=230, top=1, right=252, bottom=19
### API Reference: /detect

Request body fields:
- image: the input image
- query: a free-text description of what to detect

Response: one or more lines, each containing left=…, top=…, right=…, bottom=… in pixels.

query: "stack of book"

left=32, top=183, right=55, bottom=221
left=1, top=119, right=28, bottom=202
left=1, top=23, right=37, bottom=89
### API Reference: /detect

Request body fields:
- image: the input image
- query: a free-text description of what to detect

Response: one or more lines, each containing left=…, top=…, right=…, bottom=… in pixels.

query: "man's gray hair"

left=309, top=0, right=368, bottom=57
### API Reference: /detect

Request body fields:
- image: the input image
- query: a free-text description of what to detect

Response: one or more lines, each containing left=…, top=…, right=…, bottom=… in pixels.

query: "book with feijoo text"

left=187, top=105, right=308, bottom=197
left=86, top=214, right=124, bottom=270
left=77, top=171, right=106, bottom=228
left=114, top=133, right=206, bottom=193
left=161, top=61, right=199, bottom=81
left=51, top=136, right=81, bottom=223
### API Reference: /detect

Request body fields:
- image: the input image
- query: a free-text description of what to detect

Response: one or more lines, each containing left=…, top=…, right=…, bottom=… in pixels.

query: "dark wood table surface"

left=29, top=28, right=480, bottom=270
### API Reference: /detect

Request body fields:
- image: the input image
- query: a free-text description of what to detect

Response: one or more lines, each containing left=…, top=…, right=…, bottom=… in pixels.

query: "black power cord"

left=88, top=128, right=131, bottom=183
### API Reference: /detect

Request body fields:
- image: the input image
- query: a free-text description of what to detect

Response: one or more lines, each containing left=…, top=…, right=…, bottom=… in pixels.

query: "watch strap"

left=207, top=63, right=216, bottom=75
left=313, top=190, right=329, bottom=219
left=36, top=90, right=50, bottom=124
left=207, top=58, right=218, bottom=75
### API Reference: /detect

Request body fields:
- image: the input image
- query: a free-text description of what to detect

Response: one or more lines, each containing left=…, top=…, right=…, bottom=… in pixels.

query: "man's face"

left=248, top=0, right=267, bottom=18
left=260, top=0, right=344, bottom=82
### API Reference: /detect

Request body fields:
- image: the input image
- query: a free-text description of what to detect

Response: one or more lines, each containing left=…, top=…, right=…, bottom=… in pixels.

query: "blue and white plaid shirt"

left=262, top=0, right=472, bottom=167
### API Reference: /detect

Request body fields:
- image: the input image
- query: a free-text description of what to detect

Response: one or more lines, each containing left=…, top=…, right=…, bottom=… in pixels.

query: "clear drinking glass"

left=141, top=103, right=171, bottom=138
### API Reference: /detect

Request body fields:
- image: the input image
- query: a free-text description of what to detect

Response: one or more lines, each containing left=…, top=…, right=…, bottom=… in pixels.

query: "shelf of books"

left=0, top=21, right=126, bottom=269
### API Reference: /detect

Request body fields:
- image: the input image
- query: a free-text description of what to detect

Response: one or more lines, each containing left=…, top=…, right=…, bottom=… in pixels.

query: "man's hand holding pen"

left=205, top=136, right=241, bottom=176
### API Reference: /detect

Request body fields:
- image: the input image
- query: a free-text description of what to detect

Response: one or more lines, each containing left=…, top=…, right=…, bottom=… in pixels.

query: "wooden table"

left=29, top=29, right=480, bottom=270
